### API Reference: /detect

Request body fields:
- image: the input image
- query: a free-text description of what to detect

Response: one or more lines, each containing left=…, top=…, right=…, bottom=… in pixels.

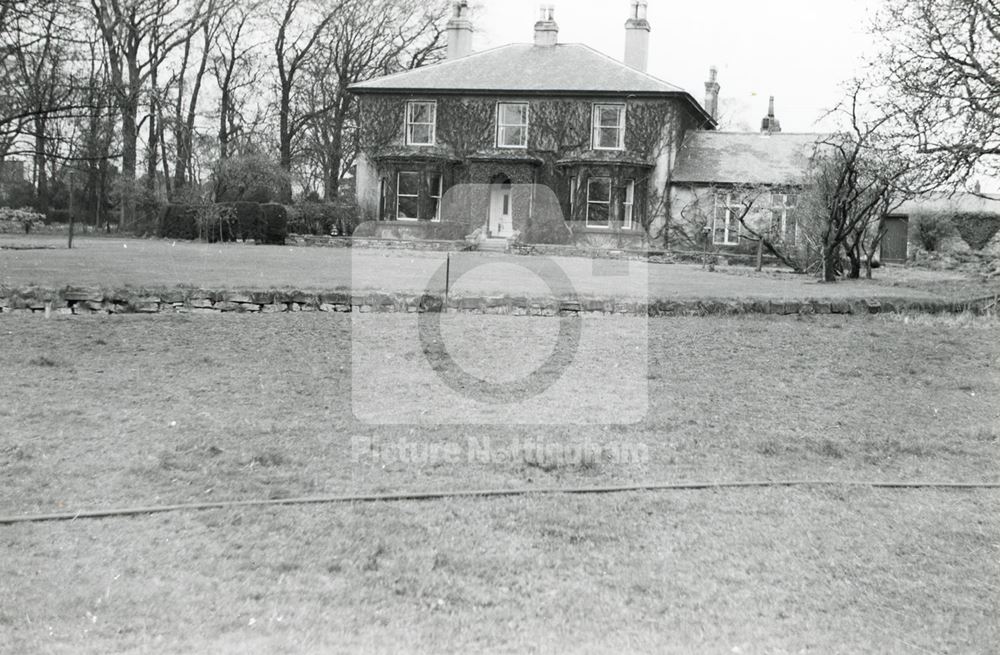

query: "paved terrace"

left=0, top=235, right=982, bottom=302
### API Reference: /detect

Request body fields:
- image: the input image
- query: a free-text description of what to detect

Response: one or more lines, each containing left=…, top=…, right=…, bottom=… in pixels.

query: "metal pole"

left=445, top=252, right=451, bottom=303
left=67, top=170, right=74, bottom=249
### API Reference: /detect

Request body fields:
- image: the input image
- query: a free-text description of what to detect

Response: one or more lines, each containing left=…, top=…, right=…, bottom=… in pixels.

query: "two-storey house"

left=350, top=1, right=714, bottom=248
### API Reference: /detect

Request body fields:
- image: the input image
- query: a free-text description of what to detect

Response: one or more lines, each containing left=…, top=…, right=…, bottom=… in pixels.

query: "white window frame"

left=569, top=176, right=577, bottom=219
left=405, top=100, right=436, bottom=146
left=592, top=104, right=626, bottom=151
left=496, top=102, right=529, bottom=149
left=623, top=179, right=635, bottom=230
left=712, top=192, right=742, bottom=246
left=396, top=171, right=443, bottom=221
left=429, top=173, right=443, bottom=222
left=586, top=177, right=612, bottom=228
left=396, top=171, right=420, bottom=220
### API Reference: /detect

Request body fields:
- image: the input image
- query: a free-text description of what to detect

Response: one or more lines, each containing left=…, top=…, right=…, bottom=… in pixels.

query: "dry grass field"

left=1, top=311, right=998, bottom=653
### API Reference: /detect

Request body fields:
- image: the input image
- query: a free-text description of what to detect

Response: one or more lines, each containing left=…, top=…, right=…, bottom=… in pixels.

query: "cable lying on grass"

left=2, top=480, right=999, bottom=525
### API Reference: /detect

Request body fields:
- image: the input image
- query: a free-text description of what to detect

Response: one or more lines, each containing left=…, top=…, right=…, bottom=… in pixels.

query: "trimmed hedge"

left=159, top=202, right=285, bottom=244
left=159, top=204, right=200, bottom=240
left=286, top=200, right=360, bottom=236
left=951, top=212, right=1000, bottom=251
left=260, top=203, right=288, bottom=245
left=222, top=201, right=264, bottom=242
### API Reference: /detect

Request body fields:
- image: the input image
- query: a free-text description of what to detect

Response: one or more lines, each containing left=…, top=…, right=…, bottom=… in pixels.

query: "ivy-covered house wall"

left=354, top=92, right=698, bottom=247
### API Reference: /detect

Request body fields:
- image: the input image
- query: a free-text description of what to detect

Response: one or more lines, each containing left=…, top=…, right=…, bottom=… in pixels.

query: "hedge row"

left=159, top=202, right=288, bottom=245
left=286, top=200, right=360, bottom=236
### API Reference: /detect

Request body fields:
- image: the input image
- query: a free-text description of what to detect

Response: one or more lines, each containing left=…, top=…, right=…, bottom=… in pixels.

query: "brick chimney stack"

left=534, top=5, right=558, bottom=47
left=446, top=0, right=473, bottom=59
left=624, top=1, right=650, bottom=72
left=704, top=66, right=720, bottom=121
left=761, top=96, right=782, bottom=133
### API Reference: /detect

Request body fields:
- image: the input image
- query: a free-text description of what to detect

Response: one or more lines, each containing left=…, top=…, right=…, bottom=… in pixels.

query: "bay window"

left=586, top=177, right=611, bottom=228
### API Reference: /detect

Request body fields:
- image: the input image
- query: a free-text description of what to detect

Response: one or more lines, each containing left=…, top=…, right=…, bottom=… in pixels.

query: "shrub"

left=260, top=203, right=288, bottom=245
left=213, top=153, right=289, bottom=203
left=0, top=207, right=44, bottom=234
left=909, top=212, right=956, bottom=252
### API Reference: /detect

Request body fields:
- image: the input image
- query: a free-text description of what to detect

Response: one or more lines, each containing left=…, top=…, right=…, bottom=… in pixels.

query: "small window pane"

left=501, top=104, right=527, bottom=124
left=588, top=203, right=609, bottom=225
left=398, top=172, right=419, bottom=196
left=599, top=106, right=621, bottom=127
left=409, top=103, right=428, bottom=123
left=409, top=124, right=432, bottom=145
left=398, top=196, right=419, bottom=219
left=500, top=126, right=526, bottom=147
left=588, top=178, right=611, bottom=202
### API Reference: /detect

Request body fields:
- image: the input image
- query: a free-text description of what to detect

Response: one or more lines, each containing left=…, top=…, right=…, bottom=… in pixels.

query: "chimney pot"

left=761, top=96, right=782, bottom=133
left=534, top=4, right=559, bottom=47
left=704, top=65, right=720, bottom=121
left=446, top=0, right=473, bottom=59
left=624, top=1, right=650, bottom=72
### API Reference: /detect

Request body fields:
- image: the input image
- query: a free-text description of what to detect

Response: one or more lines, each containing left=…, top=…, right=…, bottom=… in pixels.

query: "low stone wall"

left=287, top=234, right=472, bottom=252
left=0, top=286, right=995, bottom=317
left=511, top=243, right=674, bottom=263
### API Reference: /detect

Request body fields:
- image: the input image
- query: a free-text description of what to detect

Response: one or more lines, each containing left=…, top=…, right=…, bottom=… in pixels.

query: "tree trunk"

left=755, top=238, right=763, bottom=272
left=33, top=116, right=48, bottom=214
left=847, top=241, right=861, bottom=279
left=278, top=89, right=294, bottom=202
left=120, top=96, right=138, bottom=229
left=219, top=87, right=230, bottom=160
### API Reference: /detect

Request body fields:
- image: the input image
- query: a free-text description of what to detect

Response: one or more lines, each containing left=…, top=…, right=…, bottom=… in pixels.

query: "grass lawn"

left=1, top=312, right=998, bottom=652
left=4, top=234, right=998, bottom=301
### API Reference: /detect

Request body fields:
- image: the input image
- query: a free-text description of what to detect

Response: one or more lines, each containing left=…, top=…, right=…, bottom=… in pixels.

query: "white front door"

left=489, top=183, right=513, bottom=237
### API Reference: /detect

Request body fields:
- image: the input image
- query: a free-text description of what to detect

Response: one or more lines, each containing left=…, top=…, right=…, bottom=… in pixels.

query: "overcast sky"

left=470, top=0, right=880, bottom=133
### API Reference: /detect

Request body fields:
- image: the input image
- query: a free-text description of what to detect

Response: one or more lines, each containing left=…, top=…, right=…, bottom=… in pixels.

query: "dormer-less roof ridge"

left=351, top=43, right=683, bottom=96
left=349, top=42, right=715, bottom=126
left=350, top=42, right=519, bottom=89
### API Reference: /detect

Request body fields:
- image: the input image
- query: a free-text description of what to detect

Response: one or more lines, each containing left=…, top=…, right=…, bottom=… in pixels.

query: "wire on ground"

left=2, top=479, right=999, bottom=526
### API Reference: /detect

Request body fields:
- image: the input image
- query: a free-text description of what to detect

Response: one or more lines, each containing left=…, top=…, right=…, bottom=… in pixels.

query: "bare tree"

left=167, top=0, right=234, bottom=194
left=299, top=0, right=449, bottom=200
left=210, top=0, right=265, bottom=161
left=873, top=0, right=1000, bottom=184
left=89, top=0, right=204, bottom=226
left=271, top=0, right=343, bottom=201
left=802, top=85, right=937, bottom=282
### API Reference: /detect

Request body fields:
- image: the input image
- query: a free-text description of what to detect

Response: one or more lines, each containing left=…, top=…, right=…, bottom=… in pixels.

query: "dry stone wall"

left=0, top=286, right=995, bottom=317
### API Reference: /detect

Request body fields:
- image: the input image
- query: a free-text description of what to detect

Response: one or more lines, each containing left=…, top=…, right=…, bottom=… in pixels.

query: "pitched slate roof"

left=672, top=132, right=825, bottom=186
left=351, top=43, right=686, bottom=95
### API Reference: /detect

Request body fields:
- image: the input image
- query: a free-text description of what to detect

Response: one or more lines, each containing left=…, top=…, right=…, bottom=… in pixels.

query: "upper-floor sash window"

left=497, top=102, right=529, bottom=148
left=592, top=104, right=626, bottom=150
left=406, top=101, right=436, bottom=146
